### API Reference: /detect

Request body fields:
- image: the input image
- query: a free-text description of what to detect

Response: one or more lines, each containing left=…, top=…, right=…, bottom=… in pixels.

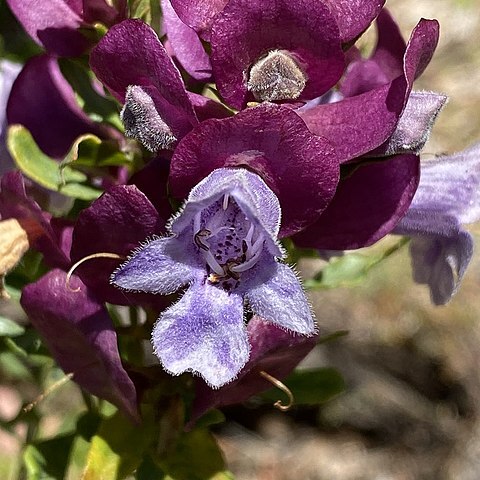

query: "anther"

left=194, top=229, right=211, bottom=251
left=121, top=85, right=177, bottom=152
left=66, top=252, right=125, bottom=292
left=259, top=370, right=294, bottom=412
left=248, top=50, right=307, bottom=102
left=204, top=250, right=225, bottom=276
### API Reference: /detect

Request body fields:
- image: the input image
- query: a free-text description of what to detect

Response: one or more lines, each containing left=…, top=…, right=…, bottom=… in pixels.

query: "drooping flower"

left=90, top=19, right=229, bottom=153
left=394, top=143, right=480, bottom=305
left=292, top=15, right=440, bottom=250
left=111, top=168, right=316, bottom=387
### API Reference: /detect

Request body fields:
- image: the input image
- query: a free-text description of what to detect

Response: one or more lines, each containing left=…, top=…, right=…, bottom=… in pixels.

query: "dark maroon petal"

left=299, top=19, right=439, bottom=163
left=128, top=156, right=173, bottom=222
left=341, top=9, right=405, bottom=97
left=169, top=104, right=339, bottom=237
left=210, top=0, right=344, bottom=109
left=6, top=0, right=89, bottom=56
left=82, top=0, right=127, bottom=26
left=7, top=55, right=104, bottom=158
left=188, top=92, right=232, bottom=122
left=90, top=19, right=197, bottom=140
left=323, top=0, right=385, bottom=44
left=161, top=0, right=212, bottom=81
left=293, top=154, right=420, bottom=250
left=70, top=185, right=167, bottom=305
left=189, top=316, right=317, bottom=426
left=0, top=171, right=70, bottom=268
left=21, top=270, right=139, bottom=423
left=169, top=0, right=228, bottom=40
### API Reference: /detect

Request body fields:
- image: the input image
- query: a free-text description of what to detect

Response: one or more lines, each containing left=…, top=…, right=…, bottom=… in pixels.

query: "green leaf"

left=60, top=134, right=131, bottom=172
left=128, top=0, right=162, bottom=33
left=7, top=125, right=102, bottom=201
left=81, top=408, right=158, bottom=480
left=305, top=238, right=409, bottom=290
left=23, top=434, right=76, bottom=480
left=261, top=368, right=345, bottom=406
left=157, top=429, right=234, bottom=480
left=0, top=316, right=25, bottom=337
left=58, top=58, right=123, bottom=130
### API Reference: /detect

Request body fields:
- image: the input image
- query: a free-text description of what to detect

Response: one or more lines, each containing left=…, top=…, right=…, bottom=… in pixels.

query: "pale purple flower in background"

left=395, top=143, right=480, bottom=305
left=0, top=60, right=21, bottom=174
left=112, top=168, right=315, bottom=387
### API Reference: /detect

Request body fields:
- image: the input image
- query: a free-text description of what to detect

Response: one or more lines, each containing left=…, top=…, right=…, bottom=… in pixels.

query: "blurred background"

left=1, top=0, right=480, bottom=479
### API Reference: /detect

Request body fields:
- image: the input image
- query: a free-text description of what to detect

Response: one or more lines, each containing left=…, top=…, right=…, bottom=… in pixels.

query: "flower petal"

left=370, top=91, right=448, bottom=156
left=299, top=19, right=439, bottom=163
left=394, top=143, right=480, bottom=304
left=21, top=270, right=139, bottom=422
left=170, top=167, right=282, bottom=257
left=70, top=184, right=166, bottom=305
left=112, top=236, right=201, bottom=294
left=323, top=0, right=385, bottom=44
left=6, top=0, right=88, bottom=56
left=161, top=0, right=212, bottom=81
left=7, top=55, right=104, bottom=158
left=210, top=0, right=344, bottom=109
left=294, top=154, right=420, bottom=250
left=169, top=103, right=339, bottom=236
left=152, top=281, right=249, bottom=388
left=90, top=19, right=197, bottom=141
left=407, top=231, right=473, bottom=305
left=189, top=315, right=318, bottom=426
left=243, top=259, right=315, bottom=335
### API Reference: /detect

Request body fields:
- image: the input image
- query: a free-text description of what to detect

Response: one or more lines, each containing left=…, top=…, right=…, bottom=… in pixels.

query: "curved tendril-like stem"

left=259, top=370, right=294, bottom=412
left=66, top=252, right=125, bottom=292
left=23, top=372, right=74, bottom=413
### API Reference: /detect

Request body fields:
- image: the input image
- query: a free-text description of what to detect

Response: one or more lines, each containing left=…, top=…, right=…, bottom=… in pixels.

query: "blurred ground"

left=215, top=1, right=480, bottom=479
left=1, top=0, right=480, bottom=479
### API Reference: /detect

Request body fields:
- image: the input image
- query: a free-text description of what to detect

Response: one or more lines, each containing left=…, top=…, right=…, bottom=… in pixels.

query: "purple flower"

left=168, top=103, right=339, bottom=238
left=292, top=15, right=441, bottom=250
left=0, top=60, right=21, bottom=174
left=90, top=19, right=229, bottom=153
left=394, top=143, right=480, bottom=305
left=7, top=0, right=127, bottom=56
left=209, top=0, right=345, bottom=109
left=111, top=168, right=316, bottom=387
left=7, top=55, right=110, bottom=158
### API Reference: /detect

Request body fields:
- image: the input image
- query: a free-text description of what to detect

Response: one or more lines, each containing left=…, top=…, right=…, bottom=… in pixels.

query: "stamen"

left=259, top=370, right=294, bottom=412
left=230, top=248, right=262, bottom=273
left=245, top=223, right=255, bottom=246
left=194, top=211, right=202, bottom=234
left=203, top=250, right=225, bottom=276
left=249, top=234, right=265, bottom=257
left=223, top=194, right=229, bottom=210
left=194, top=229, right=211, bottom=251
left=66, top=252, right=125, bottom=292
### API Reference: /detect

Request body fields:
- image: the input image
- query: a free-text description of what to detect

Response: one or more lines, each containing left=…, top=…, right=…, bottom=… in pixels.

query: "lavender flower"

left=394, top=143, right=480, bottom=305
left=111, top=168, right=315, bottom=387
